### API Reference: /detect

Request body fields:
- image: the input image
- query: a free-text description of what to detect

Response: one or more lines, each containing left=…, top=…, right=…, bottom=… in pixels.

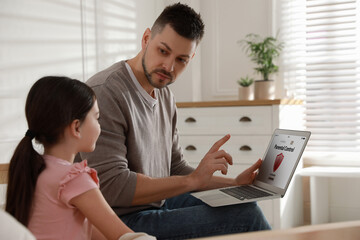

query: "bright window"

left=0, top=0, right=139, bottom=163
left=279, top=0, right=360, bottom=153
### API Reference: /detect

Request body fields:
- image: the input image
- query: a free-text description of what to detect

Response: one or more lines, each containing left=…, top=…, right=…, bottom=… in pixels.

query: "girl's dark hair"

left=5, top=76, right=96, bottom=226
left=151, top=2, right=205, bottom=45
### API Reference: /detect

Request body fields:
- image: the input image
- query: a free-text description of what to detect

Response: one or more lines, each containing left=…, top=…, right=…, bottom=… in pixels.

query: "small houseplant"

left=238, top=33, right=283, bottom=99
left=237, top=75, right=254, bottom=87
left=237, top=75, right=254, bottom=100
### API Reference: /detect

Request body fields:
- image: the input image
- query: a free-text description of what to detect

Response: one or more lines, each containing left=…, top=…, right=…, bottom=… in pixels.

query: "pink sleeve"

left=58, top=160, right=99, bottom=208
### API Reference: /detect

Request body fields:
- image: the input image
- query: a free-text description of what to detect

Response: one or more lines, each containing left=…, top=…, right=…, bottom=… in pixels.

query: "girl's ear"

left=70, top=119, right=81, bottom=139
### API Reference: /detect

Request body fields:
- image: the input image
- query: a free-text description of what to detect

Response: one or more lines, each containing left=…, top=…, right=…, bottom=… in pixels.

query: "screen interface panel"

left=256, top=134, right=307, bottom=189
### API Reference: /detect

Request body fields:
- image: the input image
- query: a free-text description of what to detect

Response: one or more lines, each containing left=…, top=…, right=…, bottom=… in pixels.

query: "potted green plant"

left=237, top=75, right=254, bottom=100
left=238, top=33, right=283, bottom=99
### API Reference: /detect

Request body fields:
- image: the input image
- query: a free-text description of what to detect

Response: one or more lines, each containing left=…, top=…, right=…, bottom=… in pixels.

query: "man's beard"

left=141, top=49, right=174, bottom=89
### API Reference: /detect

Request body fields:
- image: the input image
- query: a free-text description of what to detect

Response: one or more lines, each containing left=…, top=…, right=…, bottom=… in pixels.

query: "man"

left=80, top=3, right=271, bottom=239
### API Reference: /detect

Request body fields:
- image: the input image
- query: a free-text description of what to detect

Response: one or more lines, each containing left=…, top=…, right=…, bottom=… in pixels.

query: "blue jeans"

left=120, top=193, right=271, bottom=240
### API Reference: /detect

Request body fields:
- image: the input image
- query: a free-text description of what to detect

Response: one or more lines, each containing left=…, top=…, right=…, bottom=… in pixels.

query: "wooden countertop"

left=176, top=99, right=302, bottom=108
left=0, top=163, right=9, bottom=184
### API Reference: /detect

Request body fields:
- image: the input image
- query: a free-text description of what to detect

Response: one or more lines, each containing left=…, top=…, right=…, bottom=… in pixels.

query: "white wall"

left=169, top=0, right=277, bottom=102
left=0, top=0, right=158, bottom=163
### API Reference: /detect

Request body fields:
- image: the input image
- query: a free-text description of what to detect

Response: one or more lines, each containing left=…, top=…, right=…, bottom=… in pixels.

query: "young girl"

left=5, top=76, right=155, bottom=240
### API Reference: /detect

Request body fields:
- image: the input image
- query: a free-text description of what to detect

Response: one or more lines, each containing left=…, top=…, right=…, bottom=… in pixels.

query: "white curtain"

left=279, top=0, right=360, bottom=153
left=0, top=0, right=147, bottom=163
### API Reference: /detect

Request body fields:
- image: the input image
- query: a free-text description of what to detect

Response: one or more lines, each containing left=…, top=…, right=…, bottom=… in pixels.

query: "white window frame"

left=275, top=0, right=360, bottom=166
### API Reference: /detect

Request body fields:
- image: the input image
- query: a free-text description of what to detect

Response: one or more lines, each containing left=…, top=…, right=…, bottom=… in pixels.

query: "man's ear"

left=141, top=28, right=151, bottom=50
left=70, top=119, right=81, bottom=139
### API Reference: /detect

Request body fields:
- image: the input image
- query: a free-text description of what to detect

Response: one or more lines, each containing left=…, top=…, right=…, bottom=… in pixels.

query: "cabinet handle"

left=185, top=117, right=197, bottom=123
left=239, top=145, right=252, bottom=151
left=185, top=145, right=197, bottom=151
left=239, top=116, right=252, bottom=122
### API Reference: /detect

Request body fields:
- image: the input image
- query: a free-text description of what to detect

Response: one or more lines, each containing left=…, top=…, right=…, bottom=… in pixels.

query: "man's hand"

left=132, top=135, right=232, bottom=205
left=189, top=134, right=233, bottom=189
left=235, top=159, right=262, bottom=185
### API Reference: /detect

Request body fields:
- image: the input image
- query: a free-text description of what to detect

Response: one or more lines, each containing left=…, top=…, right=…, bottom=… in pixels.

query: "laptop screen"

left=256, top=132, right=308, bottom=189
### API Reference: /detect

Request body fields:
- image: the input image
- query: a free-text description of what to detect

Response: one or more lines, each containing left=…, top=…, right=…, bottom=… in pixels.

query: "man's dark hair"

left=151, top=2, right=205, bottom=45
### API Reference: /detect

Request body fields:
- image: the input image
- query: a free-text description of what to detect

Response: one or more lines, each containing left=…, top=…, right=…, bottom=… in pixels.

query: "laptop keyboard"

left=220, top=185, right=272, bottom=201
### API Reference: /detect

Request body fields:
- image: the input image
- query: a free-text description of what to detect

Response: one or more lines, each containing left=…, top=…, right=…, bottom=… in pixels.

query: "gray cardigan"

left=80, top=61, right=194, bottom=215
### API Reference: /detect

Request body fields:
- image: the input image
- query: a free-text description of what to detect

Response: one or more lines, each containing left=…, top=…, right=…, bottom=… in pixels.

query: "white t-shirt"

left=0, top=209, right=36, bottom=240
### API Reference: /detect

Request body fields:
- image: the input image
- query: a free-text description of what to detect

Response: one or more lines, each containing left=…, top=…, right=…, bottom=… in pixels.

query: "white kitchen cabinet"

left=176, top=99, right=304, bottom=229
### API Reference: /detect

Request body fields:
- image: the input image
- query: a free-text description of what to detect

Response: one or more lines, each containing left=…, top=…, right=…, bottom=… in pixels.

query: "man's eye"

left=160, top=49, right=167, bottom=55
left=178, top=58, right=188, bottom=64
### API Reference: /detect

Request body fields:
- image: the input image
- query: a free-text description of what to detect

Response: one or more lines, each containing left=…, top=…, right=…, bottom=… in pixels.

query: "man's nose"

left=162, top=57, right=175, bottom=72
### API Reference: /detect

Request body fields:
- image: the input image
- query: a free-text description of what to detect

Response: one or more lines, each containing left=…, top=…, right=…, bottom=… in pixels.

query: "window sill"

left=303, top=152, right=360, bottom=167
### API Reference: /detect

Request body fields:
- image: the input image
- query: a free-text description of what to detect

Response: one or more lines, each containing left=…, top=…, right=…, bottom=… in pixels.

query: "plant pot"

left=254, top=80, right=275, bottom=100
left=238, top=86, right=253, bottom=100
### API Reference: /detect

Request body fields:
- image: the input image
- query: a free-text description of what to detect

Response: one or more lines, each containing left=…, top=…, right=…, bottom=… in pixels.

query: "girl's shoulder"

left=59, top=160, right=99, bottom=187
left=42, top=155, right=97, bottom=180
left=57, top=159, right=99, bottom=207
left=40, top=156, right=99, bottom=195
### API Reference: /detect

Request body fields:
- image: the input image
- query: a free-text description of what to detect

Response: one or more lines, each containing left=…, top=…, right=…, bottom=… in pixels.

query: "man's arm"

left=131, top=134, right=262, bottom=205
left=131, top=135, right=232, bottom=205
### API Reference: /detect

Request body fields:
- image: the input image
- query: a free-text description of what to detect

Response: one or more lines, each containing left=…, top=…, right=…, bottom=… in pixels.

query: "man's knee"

left=244, top=202, right=271, bottom=231
left=220, top=202, right=271, bottom=231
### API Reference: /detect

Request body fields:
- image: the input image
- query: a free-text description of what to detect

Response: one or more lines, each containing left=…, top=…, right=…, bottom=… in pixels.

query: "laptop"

left=191, top=128, right=311, bottom=207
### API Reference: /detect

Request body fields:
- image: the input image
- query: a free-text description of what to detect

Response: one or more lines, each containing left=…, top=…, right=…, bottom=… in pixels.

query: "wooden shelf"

left=0, top=163, right=9, bottom=184
left=176, top=99, right=302, bottom=108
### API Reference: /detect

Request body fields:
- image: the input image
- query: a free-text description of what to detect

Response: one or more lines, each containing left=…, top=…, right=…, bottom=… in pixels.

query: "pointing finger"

left=247, top=159, right=262, bottom=172
left=207, top=134, right=231, bottom=154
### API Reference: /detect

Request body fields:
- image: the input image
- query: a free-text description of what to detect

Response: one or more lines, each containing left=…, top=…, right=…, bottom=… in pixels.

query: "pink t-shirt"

left=28, top=155, right=99, bottom=240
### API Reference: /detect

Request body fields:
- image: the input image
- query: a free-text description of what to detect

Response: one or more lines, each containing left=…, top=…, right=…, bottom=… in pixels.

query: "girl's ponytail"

left=6, top=132, right=45, bottom=226
left=5, top=76, right=95, bottom=226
